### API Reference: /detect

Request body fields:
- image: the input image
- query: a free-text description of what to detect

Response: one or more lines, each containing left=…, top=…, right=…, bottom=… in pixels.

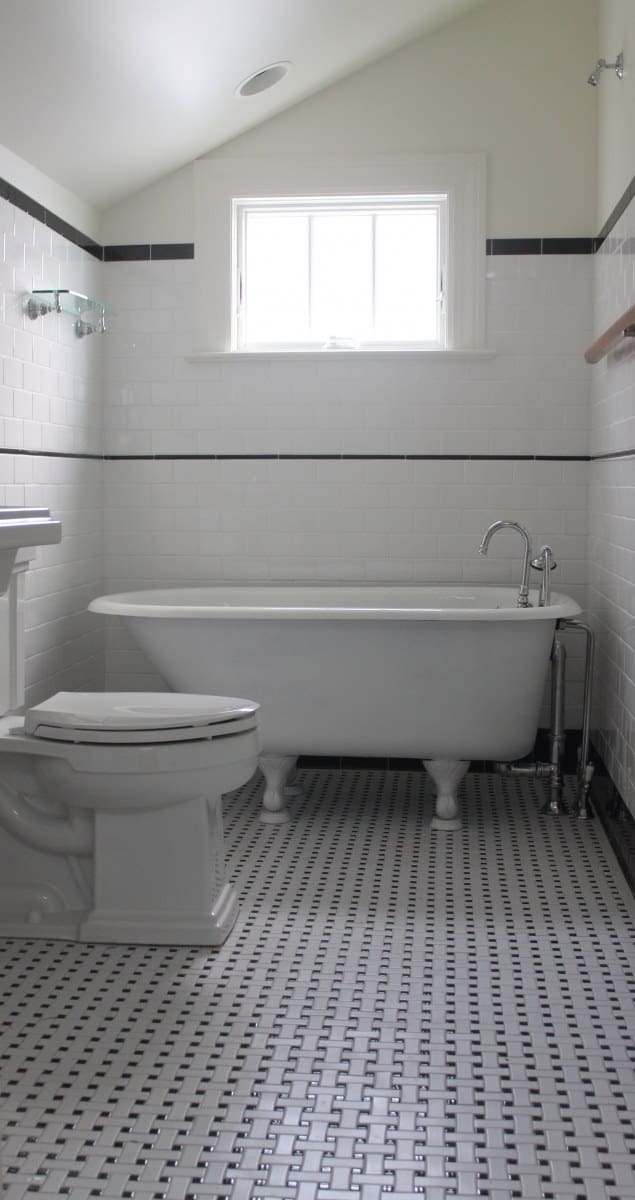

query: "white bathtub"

left=90, top=585, right=581, bottom=829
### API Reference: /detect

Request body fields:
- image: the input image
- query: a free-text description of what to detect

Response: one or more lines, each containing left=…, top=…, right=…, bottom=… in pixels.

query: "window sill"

left=184, top=349, right=497, bottom=364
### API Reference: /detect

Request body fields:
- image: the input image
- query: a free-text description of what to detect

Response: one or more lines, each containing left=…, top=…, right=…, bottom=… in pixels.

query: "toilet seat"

left=23, top=692, right=259, bottom=745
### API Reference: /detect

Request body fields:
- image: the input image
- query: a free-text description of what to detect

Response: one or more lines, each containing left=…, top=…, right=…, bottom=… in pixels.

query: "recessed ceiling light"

left=236, top=62, right=290, bottom=97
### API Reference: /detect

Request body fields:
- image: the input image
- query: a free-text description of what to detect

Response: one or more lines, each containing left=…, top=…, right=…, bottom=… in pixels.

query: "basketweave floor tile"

left=1, top=769, right=634, bottom=1199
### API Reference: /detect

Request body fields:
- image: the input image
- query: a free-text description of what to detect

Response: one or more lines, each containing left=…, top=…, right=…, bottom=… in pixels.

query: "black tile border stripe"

left=104, top=452, right=595, bottom=462
left=0, top=448, right=596, bottom=463
left=103, top=244, right=150, bottom=262
left=103, top=238, right=594, bottom=260
left=3, top=170, right=633, bottom=262
left=1, top=448, right=633, bottom=462
left=597, top=172, right=635, bottom=246
left=589, top=447, right=635, bottom=461
left=486, top=237, right=595, bottom=255
left=0, top=448, right=103, bottom=460
left=1, top=447, right=633, bottom=463
left=100, top=238, right=596, bottom=259
left=0, top=178, right=103, bottom=260
left=103, top=243, right=195, bottom=262
left=0, top=177, right=195, bottom=262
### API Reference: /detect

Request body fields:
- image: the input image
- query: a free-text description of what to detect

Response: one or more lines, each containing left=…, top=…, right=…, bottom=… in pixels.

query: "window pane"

left=310, top=212, right=373, bottom=342
left=244, top=212, right=309, bottom=343
left=238, top=198, right=445, bottom=348
left=374, top=210, right=439, bottom=342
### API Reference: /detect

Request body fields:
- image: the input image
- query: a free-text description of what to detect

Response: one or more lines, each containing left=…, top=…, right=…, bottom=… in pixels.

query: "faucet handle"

left=530, top=545, right=556, bottom=606
left=531, top=546, right=557, bottom=572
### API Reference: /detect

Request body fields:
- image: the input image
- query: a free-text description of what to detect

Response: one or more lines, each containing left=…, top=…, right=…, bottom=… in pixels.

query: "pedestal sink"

left=0, top=507, right=62, bottom=591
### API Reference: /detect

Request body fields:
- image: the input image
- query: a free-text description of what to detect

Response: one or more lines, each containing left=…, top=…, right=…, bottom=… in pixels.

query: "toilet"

left=0, top=551, right=260, bottom=947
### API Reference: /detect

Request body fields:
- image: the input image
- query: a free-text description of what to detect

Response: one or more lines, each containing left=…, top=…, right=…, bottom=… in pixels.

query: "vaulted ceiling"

left=0, top=0, right=489, bottom=209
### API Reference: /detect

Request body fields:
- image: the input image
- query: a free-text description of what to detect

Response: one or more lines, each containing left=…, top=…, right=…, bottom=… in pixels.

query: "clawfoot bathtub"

left=90, top=585, right=581, bottom=830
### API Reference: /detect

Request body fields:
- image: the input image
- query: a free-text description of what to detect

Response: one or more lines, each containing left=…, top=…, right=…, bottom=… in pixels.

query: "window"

left=233, top=195, right=446, bottom=350
left=194, top=154, right=485, bottom=353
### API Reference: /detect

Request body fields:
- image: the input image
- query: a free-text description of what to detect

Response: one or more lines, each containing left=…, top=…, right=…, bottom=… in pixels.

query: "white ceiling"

left=0, top=0, right=488, bottom=212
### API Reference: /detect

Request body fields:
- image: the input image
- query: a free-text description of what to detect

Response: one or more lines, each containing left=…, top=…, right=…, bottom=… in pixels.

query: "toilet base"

left=86, top=792, right=238, bottom=945
left=78, top=880, right=239, bottom=946
left=0, top=780, right=246, bottom=946
left=0, top=909, right=84, bottom=941
left=0, top=881, right=239, bottom=945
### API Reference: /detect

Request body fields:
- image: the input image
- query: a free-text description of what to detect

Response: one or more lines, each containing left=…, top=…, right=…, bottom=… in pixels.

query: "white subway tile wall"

left=5, top=194, right=630, bottom=769
left=589, top=206, right=635, bottom=814
left=104, top=256, right=592, bottom=458
left=102, top=255, right=592, bottom=722
left=0, top=196, right=104, bottom=704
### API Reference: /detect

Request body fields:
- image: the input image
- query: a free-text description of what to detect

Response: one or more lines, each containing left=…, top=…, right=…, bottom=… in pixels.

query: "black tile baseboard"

left=298, top=738, right=635, bottom=896
left=588, top=762, right=635, bottom=894
left=298, top=730, right=584, bottom=776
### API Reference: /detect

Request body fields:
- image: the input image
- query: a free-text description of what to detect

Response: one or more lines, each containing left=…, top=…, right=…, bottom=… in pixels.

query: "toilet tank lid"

left=24, top=691, right=259, bottom=734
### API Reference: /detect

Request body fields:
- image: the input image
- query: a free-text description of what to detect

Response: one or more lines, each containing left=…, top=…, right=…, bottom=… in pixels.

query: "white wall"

left=597, top=0, right=634, bottom=230
left=588, top=1, right=635, bottom=814
left=101, top=0, right=597, bottom=244
left=0, top=142, right=100, bottom=244
left=0, top=195, right=104, bottom=705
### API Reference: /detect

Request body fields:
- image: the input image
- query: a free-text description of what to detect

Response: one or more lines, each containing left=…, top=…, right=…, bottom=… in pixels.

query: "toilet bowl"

left=0, top=513, right=260, bottom=947
left=0, top=691, right=259, bottom=945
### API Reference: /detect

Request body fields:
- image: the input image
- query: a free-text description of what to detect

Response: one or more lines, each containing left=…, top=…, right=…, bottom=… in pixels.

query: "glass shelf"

left=24, top=289, right=114, bottom=336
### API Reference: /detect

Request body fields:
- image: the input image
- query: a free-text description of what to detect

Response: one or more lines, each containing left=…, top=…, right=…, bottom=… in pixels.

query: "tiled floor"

left=1, top=769, right=635, bottom=1200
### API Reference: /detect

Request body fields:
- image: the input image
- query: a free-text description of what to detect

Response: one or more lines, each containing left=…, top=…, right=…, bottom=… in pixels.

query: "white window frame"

left=233, top=194, right=447, bottom=352
left=193, top=154, right=485, bottom=354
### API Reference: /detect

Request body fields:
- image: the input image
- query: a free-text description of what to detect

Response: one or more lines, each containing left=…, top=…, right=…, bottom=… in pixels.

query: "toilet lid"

left=24, top=692, right=259, bottom=744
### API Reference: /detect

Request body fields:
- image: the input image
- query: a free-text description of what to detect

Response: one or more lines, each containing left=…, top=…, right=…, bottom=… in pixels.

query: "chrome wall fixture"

left=587, top=51, right=623, bottom=85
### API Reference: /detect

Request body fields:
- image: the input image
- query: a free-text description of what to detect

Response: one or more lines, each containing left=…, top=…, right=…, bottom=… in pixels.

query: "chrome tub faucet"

left=478, top=520, right=533, bottom=607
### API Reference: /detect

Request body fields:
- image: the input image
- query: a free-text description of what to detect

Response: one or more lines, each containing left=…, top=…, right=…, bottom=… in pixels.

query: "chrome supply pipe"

left=494, top=636, right=566, bottom=805
left=496, top=762, right=553, bottom=778
left=494, top=618, right=596, bottom=819
left=547, top=637, right=567, bottom=813
left=558, top=618, right=596, bottom=818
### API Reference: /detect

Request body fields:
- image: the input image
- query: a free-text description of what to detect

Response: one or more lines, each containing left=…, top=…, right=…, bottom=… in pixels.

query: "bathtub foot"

left=260, top=755, right=297, bottom=824
left=283, top=765, right=303, bottom=798
left=424, top=759, right=469, bottom=830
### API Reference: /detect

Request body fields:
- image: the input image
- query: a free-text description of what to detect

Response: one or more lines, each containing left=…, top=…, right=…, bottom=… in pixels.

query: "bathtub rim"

left=89, top=584, right=582, bottom=623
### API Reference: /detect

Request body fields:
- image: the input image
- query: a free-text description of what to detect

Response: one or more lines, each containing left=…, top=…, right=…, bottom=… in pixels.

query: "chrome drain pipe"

left=495, top=618, right=595, bottom=818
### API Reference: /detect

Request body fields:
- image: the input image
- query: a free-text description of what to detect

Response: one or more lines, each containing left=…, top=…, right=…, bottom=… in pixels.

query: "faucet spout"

left=478, top=520, right=533, bottom=607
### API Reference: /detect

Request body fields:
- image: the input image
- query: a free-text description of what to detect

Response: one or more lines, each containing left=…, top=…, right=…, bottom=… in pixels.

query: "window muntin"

left=234, top=195, right=446, bottom=351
